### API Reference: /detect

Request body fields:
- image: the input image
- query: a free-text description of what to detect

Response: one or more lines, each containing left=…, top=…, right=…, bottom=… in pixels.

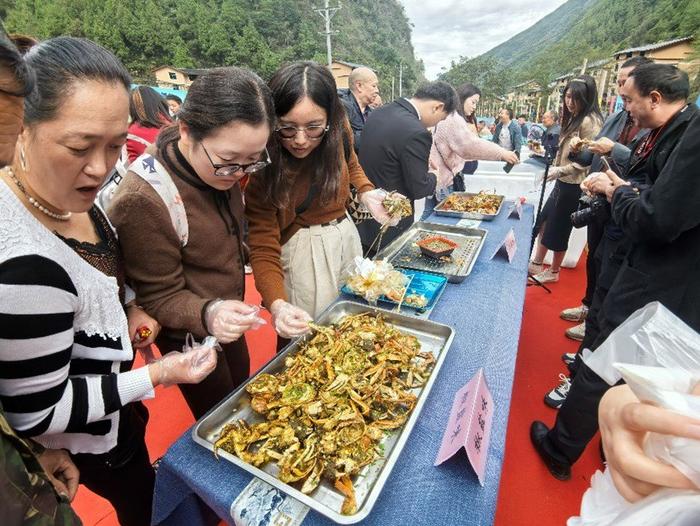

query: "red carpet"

left=494, top=261, right=603, bottom=525
left=73, top=265, right=603, bottom=525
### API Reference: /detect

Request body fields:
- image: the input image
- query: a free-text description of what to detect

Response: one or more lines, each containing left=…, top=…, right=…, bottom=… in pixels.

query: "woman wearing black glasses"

left=245, top=61, right=391, bottom=339
left=109, top=67, right=274, bottom=418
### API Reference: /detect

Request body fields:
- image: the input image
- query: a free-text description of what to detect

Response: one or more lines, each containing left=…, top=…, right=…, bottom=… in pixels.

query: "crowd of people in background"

left=0, top=20, right=699, bottom=526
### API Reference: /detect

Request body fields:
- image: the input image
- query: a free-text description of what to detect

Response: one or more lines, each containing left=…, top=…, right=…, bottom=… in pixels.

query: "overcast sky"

left=399, top=0, right=568, bottom=79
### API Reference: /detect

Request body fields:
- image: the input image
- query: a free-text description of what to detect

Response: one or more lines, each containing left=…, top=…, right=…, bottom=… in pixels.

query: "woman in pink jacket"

left=422, top=84, right=519, bottom=219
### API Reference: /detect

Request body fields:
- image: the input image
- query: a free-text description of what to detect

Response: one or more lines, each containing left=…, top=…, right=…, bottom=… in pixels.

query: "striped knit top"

left=0, top=181, right=154, bottom=454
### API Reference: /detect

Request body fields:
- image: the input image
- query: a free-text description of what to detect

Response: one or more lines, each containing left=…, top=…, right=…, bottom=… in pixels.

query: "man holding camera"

left=531, top=63, right=698, bottom=480
left=543, top=57, right=652, bottom=408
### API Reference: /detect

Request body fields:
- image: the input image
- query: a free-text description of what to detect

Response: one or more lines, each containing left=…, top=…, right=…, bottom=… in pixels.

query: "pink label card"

left=490, top=228, right=517, bottom=263
left=508, top=199, right=524, bottom=220
left=435, top=368, right=494, bottom=485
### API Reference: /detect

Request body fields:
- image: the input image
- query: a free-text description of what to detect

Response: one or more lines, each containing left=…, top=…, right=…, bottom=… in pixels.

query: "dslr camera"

left=570, top=155, right=615, bottom=228
left=570, top=194, right=610, bottom=228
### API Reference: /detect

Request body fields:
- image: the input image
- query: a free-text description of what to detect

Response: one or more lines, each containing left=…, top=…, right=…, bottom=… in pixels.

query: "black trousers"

left=156, top=333, right=250, bottom=420
left=72, top=403, right=155, bottom=526
left=581, top=217, right=606, bottom=307
left=547, top=235, right=630, bottom=464
left=569, top=236, right=629, bottom=376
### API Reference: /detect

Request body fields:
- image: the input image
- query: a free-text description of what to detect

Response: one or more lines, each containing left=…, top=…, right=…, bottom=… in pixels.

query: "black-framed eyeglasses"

left=275, top=125, right=329, bottom=140
left=201, top=143, right=271, bottom=177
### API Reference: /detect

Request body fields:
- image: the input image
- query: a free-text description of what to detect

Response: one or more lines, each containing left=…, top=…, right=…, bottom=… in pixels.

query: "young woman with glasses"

left=245, top=61, right=392, bottom=340
left=109, top=67, right=274, bottom=419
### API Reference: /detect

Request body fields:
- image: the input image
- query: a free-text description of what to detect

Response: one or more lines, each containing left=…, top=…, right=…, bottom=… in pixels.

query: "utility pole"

left=314, top=0, right=341, bottom=68
left=398, top=62, right=403, bottom=97
left=391, top=76, right=395, bottom=101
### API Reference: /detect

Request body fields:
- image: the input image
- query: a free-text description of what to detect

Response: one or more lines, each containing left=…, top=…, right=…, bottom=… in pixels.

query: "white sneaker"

left=565, top=322, right=585, bottom=342
left=528, top=261, right=544, bottom=275
left=561, top=352, right=577, bottom=366
left=560, top=304, right=588, bottom=322
left=544, top=373, right=571, bottom=409
left=532, top=267, right=559, bottom=283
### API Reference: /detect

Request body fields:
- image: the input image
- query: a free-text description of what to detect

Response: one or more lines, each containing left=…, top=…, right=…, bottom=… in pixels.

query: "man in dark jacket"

left=546, top=56, right=651, bottom=401
left=338, top=67, right=379, bottom=154
left=357, top=81, right=457, bottom=252
left=492, top=107, right=523, bottom=153
left=531, top=63, right=698, bottom=481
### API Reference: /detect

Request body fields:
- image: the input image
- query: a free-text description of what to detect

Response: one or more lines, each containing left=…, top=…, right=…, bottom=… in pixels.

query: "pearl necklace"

left=6, top=167, right=72, bottom=221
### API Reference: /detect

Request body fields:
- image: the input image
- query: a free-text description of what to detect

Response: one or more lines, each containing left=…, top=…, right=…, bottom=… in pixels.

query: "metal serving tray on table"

left=192, top=301, right=455, bottom=524
left=433, top=191, right=505, bottom=221
left=375, top=221, right=488, bottom=283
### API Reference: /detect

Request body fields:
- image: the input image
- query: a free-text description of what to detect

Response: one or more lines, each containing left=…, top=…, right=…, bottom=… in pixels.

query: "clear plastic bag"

left=570, top=302, right=700, bottom=525
left=341, top=256, right=409, bottom=305
left=582, top=302, right=700, bottom=385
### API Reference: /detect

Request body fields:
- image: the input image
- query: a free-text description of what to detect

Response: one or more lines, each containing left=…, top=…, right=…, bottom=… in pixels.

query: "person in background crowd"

left=369, top=94, right=383, bottom=110
left=0, top=36, right=218, bottom=526
left=246, top=62, right=392, bottom=334
left=541, top=110, right=561, bottom=159
left=529, top=75, right=603, bottom=284
left=0, top=27, right=82, bottom=526
left=517, top=114, right=529, bottom=138
left=109, top=67, right=272, bottom=420
left=165, top=93, right=182, bottom=117
left=526, top=121, right=545, bottom=143
left=476, top=119, right=490, bottom=138
left=557, top=56, right=651, bottom=347
left=531, top=64, right=698, bottom=481
left=338, top=66, right=379, bottom=153
left=492, top=107, right=522, bottom=153
left=423, top=83, right=519, bottom=219
left=357, top=81, right=457, bottom=251
left=126, top=85, right=172, bottom=163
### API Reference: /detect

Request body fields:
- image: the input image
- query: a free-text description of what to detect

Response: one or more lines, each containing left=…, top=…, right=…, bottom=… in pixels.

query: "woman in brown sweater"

left=109, top=68, right=274, bottom=419
left=246, top=62, right=392, bottom=336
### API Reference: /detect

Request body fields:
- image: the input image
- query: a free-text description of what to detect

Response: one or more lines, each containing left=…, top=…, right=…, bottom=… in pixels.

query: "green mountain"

left=484, top=0, right=595, bottom=70
left=3, top=0, right=423, bottom=94
left=443, top=0, right=700, bottom=93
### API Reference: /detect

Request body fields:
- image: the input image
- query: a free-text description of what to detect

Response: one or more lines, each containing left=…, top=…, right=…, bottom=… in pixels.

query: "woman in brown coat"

left=109, top=67, right=274, bottom=419
left=245, top=62, right=392, bottom=339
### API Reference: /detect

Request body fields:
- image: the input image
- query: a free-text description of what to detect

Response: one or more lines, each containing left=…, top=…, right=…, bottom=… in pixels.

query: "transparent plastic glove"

left=270, top=299, right=312, bottom=338
left=359, top=188, right=393, bottom=225
left=205, top=299, right=267, bottom=343
left=153, top=335, right=220, bottom=387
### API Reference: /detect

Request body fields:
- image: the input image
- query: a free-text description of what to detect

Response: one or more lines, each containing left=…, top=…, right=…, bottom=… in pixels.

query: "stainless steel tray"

left=434, top=191, right=505, bottom=220
left=192, top=301, right=454, bottom=524
left=374, top=221, right=488, bottom=283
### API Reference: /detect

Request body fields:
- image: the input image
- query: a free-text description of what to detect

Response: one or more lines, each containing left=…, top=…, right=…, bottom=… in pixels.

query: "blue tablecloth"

left=153, top=204, right=534, bottom=526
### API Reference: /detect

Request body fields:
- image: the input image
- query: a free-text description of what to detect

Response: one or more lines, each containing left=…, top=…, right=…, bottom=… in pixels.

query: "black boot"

left=530, top=421, right=572, bottom=481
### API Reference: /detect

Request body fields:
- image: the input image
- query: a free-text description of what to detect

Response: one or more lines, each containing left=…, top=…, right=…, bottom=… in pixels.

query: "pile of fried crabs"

left=213, top=313, right=435, bottom=515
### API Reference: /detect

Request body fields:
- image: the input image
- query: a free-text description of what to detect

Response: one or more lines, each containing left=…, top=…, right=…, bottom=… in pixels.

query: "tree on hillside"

left=438, top=55, right=512, bottom=98
left=3, top=0, right=422, bottom=93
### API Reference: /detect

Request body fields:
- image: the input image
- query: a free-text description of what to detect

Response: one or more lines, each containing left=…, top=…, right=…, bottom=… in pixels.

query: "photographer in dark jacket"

left=338, top=67, right=379, bottom=154
left=357, top=81, right=457, bottom=252
left=543, top=57, right=651, bottom=407
left=531, top=63, right=698, bottom=480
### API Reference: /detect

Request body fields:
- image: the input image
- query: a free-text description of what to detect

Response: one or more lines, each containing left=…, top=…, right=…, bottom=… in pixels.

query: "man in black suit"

left=357, top=81, right=458, bottom=252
